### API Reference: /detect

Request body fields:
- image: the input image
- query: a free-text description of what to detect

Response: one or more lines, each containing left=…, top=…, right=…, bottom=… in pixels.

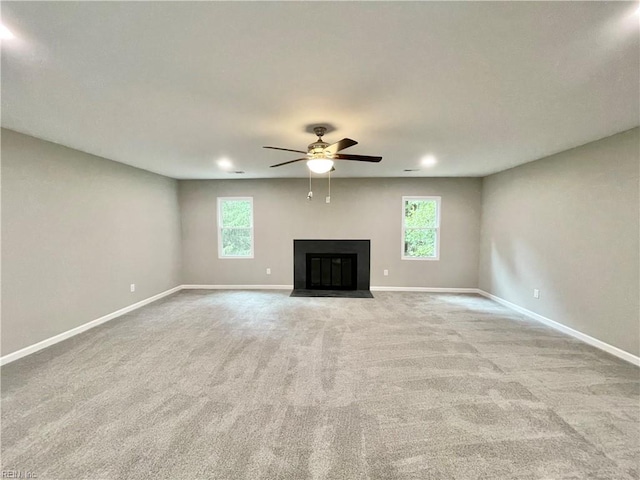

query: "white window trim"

left=401, top=195, right=441, bottom=261
left=217, top=196, right=254, bottom=259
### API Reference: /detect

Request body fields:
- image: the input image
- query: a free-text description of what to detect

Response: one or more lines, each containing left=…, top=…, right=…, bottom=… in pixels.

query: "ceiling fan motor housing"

left=308, top=141, right=330, bottom=157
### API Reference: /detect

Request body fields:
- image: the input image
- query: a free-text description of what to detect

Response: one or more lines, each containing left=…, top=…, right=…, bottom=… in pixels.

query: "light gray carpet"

left=2, top=291, right=638, bottom=479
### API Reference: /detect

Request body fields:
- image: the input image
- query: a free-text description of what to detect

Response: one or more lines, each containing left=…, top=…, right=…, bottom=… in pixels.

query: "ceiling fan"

left=264, top=126, right=382, bottom=174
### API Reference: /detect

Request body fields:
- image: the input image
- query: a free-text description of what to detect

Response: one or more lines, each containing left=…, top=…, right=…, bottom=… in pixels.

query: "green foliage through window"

left=219, top=199, right=253, bottom=257
left=403, top=198, right=439, bottom=258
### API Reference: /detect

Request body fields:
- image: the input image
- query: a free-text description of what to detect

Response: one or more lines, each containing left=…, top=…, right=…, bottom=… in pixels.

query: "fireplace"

left=293, top=240, right=371, bottom=297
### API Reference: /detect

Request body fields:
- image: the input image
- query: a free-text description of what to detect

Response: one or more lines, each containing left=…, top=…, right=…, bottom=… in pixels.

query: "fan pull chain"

left=327, top=170, right=331, bottom=204
left=307, top=169, right=313, bottom=200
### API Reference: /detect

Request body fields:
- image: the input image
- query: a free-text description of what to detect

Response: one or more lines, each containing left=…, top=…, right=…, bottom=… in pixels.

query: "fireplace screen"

left=306, top=253, right=357, bottom=290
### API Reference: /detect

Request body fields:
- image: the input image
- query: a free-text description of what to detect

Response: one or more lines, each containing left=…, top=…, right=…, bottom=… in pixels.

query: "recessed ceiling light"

left=217, top=158, right=232, bottom=170
left=421, top=155, right=437, bottom=167
left=0, top=24, right=15, bottom=40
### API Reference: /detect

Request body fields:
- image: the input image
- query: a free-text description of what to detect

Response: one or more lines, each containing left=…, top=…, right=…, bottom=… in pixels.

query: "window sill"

left=401, top=256, right=440, bottom=261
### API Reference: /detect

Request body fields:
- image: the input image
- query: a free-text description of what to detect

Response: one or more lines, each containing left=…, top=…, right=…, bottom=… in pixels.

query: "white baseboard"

left=181, top=284, right=293, bottom=290
left=371, top=286, right=480, bottom=293
left=0, top=286, right=182, bottom=366
left=476, top=290, right=640, bottom=367
left=182, top=285, right=479, bottom=294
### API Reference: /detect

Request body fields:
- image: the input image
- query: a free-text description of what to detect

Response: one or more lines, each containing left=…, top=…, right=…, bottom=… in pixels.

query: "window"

left=217, top=197, right=254, bottom=258
left=402, top=196, right=440, bottom=260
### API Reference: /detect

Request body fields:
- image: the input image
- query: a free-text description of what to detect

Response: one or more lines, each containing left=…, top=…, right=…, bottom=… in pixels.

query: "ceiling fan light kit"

left=306, top=158, right=334, bottom=174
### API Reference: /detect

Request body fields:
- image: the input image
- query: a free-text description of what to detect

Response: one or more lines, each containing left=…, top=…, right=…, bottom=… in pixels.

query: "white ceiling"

left=2, top=2, right=638, bottom=179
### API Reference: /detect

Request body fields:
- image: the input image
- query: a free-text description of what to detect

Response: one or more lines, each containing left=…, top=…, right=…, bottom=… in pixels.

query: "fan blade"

left=324, top=138, right=358, bottom=154
left=270, top=158, right=308, bottom=168
left=263, top=146, right=308, bottom=154
left=333, top=153, right=382, bottom=163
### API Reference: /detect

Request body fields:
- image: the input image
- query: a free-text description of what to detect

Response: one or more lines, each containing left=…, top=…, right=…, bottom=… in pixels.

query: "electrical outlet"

left=533, top=288, right=540, bottom=299
left=325, top=196, right=331, bottom=203
left=130, top=284, right=136, bottom=293
left=266, top=268, right=271, bottom=275
left=383, top=269, right=389, bottom=276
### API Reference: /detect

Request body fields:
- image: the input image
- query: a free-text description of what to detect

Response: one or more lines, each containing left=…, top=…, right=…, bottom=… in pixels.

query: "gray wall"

left=479, top=128, right=640, bottom=356
left=1, top=129, right=182, bottom=356
left=179, top=177, right=482, bottom=288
